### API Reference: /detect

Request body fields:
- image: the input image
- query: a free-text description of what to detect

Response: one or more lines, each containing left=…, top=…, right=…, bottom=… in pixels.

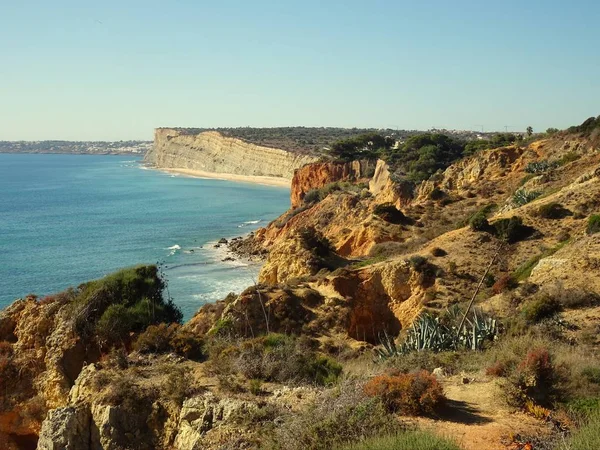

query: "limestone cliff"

left=290, top=160, right=376, bottom=208
left=145, top=129, right=318, bottom=180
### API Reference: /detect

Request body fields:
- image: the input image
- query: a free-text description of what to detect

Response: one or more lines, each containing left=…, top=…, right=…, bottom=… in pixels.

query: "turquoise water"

left=0, top=154, right=290, bottom=320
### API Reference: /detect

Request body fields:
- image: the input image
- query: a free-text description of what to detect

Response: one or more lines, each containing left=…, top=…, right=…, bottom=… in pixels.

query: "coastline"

left=160, top=167, right=291, bottom=188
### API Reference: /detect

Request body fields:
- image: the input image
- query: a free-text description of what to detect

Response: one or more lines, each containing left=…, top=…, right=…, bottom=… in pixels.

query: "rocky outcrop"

left=368, top=159, right=415, bottom=207
left=290, top=160, right=376, bottom=208
left=415, top=146, right=526, bottom=201
left=36, top=406, right=90, bottom=450
left=145, top=129, right=317, bottom=180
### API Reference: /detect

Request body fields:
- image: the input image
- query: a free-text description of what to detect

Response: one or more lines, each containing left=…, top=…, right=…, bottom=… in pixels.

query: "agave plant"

left=375, top=307, right=498, bottom=360
left=512, top=188, right=541, bottom=206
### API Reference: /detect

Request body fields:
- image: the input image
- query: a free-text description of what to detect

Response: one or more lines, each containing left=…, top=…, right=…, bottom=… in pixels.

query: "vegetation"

left=525, top=160, right=558, bottom=174
left=375, top=308, right=497, bottom=358
left=491, top=216, right=532, bottom=243
left=328, top=132, right=465, bottom=183
left=207, top=333, right=341, bottom=385
left=373, top=203, right=411, bottom=224
left=536, top=202, right=571, bottom=219
left=567, top=115, right=600, bottom=136
left=556, top=151, right=581, bottom=166
left=512, top=240, right=569, bottom=281
left=466, top=203, right=497, bottom=231
left=587, top=214, right=600, bottom=235
left=336, top=431, right=461, bottom=450
left=463, top=133, right=518, bottom=155
left=512, top=188, right=542, bottom=206
left=71, top=265, right=182, bottom=348
left=363, top=371, right=445, bottom=415
left=521, top=294, right=562, bottom=324
left=134, top=322, right=204, bottom=360
left=303, top=181, right=366, bottom=205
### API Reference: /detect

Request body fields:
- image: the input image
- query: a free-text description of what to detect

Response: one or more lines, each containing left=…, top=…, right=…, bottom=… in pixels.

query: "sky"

left=1, top=0, right=599, bottom=140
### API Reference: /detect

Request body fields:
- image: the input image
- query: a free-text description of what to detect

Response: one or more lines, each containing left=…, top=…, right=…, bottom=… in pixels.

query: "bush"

left=492, top=275, right=518, bottom=294
left=73, top=265, right=182, bottom=348
left=469, top=212, right=490, bottom=231
left=556, top=151, right=581, bottom=166
left=587, top=215, right=600, bottom=235
left=134, top=323, right=204, bottom=360
left=364, top=371, right=445, bottom=416
left=303, top=189, right=323, bottom=204
left=335, top=431, right=461, bottom=450
left=430, top=247, right=447, bottom=257
left=536, top=203, right=571, bottom=219
left=521, top=294, right=562, bottom=324
left=525, top=160, right=557, bottom=174
left=373, top=203, right=410, bottom=225
left=297, top=227, right=335, bottom=258
left=505, top=348, right=561, bottom=408
left=271, top=379, right=399, bottom=450
left=207, top=333, right=341, bottom=385
left=492, top=216, right=531, bottom=243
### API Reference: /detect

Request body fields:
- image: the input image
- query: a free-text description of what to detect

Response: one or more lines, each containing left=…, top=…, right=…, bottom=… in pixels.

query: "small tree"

left=526, top=126, right=533, bottom=137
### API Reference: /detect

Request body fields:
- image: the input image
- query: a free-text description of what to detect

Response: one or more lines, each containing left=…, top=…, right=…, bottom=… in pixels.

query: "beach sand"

left=161, top=167, right=291, bottom=188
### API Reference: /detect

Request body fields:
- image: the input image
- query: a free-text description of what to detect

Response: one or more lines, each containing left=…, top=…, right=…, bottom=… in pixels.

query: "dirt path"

left=408, top=375, right=552, bottom=449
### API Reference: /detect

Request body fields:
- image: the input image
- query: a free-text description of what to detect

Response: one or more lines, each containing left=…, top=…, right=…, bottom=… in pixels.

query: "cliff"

left=290, top=160, right=376, bottom=208
left=145, top=129, right=318, bottom=180
left=3, top=124, right=600, bottom=449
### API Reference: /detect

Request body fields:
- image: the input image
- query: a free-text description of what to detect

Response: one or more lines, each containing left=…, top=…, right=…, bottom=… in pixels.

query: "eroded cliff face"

left=190, top=257, right=433, bottom=344
left=290, top=160, right=376, bottom=208
left=145, top=129, right=318, bottom=179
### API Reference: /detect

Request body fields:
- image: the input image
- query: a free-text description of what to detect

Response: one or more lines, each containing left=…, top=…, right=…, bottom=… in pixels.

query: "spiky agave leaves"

left=374, top=307, right=498, bottom=360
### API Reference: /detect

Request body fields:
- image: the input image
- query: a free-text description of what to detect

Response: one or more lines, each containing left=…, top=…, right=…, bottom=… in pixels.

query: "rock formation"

left=145, top=129, right=317, bottom=180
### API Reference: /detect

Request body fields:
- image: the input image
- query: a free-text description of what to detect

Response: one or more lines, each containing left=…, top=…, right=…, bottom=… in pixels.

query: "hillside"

left=2, top=117, right=600, bottom=449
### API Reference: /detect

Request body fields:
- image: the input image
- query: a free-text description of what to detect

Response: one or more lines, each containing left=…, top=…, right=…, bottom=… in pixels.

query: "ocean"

left=0, top=153, right=290, bottom=320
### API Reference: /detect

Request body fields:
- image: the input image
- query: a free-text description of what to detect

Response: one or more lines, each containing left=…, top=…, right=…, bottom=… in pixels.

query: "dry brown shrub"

left=363, top=370, right=445, bottom=415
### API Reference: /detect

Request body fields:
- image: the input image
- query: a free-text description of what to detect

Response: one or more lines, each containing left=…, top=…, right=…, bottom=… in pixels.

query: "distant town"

left=0, top=140, right=153, bottom=155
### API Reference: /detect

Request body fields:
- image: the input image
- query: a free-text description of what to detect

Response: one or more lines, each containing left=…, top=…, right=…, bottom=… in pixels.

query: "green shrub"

left=521, top=294, right=562, bottom=324
left=565, top=397, right=600, bottom=423
left=297, top=227, right=335, bottom=258
left=484, top=273, right=496, bottom=287
left=134, top=323, right=204, bottom=360
left=248, top=379, right=262, bottom=395
left=536, top=203, right=571, bottom=219
left=563, top=412, right=600, bottom=449
left=335, top=431, right=461, bottom=450
left=492, top=216, right=531, bottom=243
left=73, top=265, right=182, bottom=348
left=582, top=367, right=600, bottom=385
left=587, top=215, right=600, bottom=235
left=556, top=151, right=581, bottom=166
left=469, top=212, right=489, bottom=231
left=303, top=189, right=323, bottom=204
left=373, top=203, right=410, bottom=225
left=466, top=204, right=496, bottom=231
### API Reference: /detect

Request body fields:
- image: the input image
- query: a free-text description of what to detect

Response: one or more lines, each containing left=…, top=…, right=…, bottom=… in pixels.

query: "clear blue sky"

left=1, top=0, right=599, bottom=140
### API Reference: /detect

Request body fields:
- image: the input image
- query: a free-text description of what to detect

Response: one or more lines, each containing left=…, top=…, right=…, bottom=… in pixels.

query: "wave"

left=167, top=244, right=181, bottom=250
left=238, top=219, right=262, bottom=227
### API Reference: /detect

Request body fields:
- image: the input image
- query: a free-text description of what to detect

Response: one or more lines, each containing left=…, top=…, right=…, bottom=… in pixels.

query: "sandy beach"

left=160, top=167, right=291, bottom=188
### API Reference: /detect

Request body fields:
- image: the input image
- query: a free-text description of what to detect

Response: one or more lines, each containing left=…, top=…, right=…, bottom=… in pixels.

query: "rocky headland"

left=2, top=118, right=600, bottom=449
